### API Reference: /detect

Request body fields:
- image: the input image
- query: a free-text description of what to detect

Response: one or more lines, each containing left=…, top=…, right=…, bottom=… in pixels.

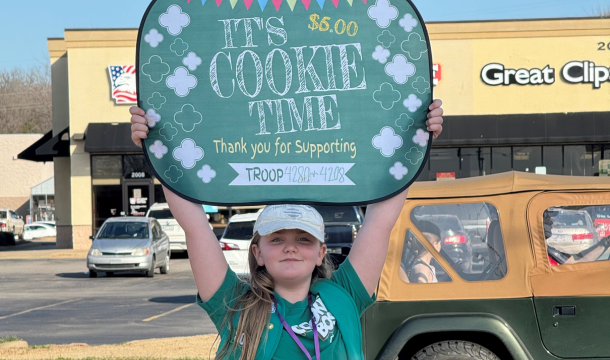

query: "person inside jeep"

left=400, top=221, right=443, bottom=283
left=544, top=210, right=610, bottom=266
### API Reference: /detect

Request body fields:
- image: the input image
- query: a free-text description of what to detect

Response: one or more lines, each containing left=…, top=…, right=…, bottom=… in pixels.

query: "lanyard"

left=273, top=294, right=320, bottom=360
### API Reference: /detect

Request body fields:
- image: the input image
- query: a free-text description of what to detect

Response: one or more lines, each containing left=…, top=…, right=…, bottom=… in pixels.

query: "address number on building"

left=131, top=172, right=146, bottom=178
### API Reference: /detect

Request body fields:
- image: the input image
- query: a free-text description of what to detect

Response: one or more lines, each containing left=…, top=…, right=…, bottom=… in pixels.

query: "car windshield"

left=0, top=211, right=6, bottom=219
left=148, top=209, right=173, bottom=219
left=312, top=206, right=359, bottom=222
left=552, top=213, right=587, bottom=227
left=98, top=222, right=149, bottom=239
left=223, top=221, right=255, bottom=240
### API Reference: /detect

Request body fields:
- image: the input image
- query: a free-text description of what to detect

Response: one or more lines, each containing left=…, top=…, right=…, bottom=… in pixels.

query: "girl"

left=129, top=100, right=444, bottom=360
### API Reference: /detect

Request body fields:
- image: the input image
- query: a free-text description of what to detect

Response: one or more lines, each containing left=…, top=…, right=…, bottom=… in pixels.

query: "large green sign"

left=137, top=0, right=432, bottom=205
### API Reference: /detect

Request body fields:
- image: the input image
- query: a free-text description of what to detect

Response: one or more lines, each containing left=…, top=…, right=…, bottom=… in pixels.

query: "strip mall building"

left=20, top=17, right=610, bottom=249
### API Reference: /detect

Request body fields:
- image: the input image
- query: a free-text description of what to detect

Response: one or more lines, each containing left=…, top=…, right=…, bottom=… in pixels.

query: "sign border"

left=136, top=0, right=434, bottom=206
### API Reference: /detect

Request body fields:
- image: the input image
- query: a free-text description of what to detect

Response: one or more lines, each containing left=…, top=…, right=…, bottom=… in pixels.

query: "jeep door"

left=529, top=192, right=610, bottom=358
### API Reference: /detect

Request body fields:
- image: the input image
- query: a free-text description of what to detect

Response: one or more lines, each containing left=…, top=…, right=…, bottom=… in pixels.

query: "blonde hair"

left=215, top=233, right=334, bottom=360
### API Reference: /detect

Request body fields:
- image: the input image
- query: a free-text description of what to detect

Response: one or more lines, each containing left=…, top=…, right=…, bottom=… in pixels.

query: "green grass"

left=0, top=335, right=22, bottom=344
left=29, top=344, right=52, bottom=349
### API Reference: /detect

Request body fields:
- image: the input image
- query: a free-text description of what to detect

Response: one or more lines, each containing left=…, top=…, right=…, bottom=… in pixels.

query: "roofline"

left=56, top=16, right=608, bottom=33
left=64, top=28, right=138, bottom=32
left=407, top=171, right=610, bottom=199
left=30, top=176, right=54, bottom=190
left=426, top=16, right=608, bottom=24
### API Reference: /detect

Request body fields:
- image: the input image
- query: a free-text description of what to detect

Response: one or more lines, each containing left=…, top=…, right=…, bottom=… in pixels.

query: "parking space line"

left=0, top=299, right=80, bottom=320
left=143, top=303, right=194, bottom=322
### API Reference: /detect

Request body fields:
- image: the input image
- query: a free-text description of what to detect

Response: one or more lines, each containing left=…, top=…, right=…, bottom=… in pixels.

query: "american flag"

left=108, top=65, right=137, bottom=104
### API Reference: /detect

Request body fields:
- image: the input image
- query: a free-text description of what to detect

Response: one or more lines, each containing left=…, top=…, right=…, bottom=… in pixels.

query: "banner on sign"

left=137, top=0, right=433, bottom=205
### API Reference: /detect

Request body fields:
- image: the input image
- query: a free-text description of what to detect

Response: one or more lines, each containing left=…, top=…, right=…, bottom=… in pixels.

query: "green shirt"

left=197, top=259, right=374, bottom=359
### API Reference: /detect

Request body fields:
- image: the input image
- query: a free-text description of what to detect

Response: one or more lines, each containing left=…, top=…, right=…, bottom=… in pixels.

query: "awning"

left=17, top=127, right=70, bottom=162
left=36, top=127, right=70, bottom=157
left=84, top=123, right=142, bottom=153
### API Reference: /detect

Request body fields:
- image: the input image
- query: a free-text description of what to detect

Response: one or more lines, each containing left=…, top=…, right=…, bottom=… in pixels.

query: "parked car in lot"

left=0, top=209, right=24, bottom=239
left=220, top=205, right=363, bottom=275
left=146, top=202, right=214, bottom=253
left=34, top=221, right=56, bottom=228
left=87, top=217, right=170, bottom=278
left=545, top=208, right=599, bottom=255
left=365, top=171, right=610, bottom=360
left=312, top=205, right=363, bottom=264
left=220, top=211, right=259, bottom=275
left=23, top=223, right=56, bottom=240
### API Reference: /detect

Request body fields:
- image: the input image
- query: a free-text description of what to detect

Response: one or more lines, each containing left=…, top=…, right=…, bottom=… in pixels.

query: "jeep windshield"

left=312, top=206, right=360, bottom=223
left=98, top=222, right=149, bottom=239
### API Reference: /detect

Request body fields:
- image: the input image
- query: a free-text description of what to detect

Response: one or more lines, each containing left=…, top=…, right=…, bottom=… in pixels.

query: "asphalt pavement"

left=0, top=255, right=217, bottom=346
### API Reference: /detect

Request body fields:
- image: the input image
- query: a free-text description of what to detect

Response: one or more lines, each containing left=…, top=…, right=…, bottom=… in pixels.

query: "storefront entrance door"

left=123, top=180, right=154, bottom=217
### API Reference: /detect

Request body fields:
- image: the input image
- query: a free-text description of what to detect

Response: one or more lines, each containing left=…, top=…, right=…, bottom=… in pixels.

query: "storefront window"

left=429, top=148, right=459, bottom=180
left=154, top=184, right=166, bottom=204
left=92, top=156, right=122, bottom=179
left=417, top=156, right=430, bottom=181
left=123, top=155, right=152, bottom=179
left=591, top=145, right=602, bottom=176
left=563, top=146, right=587, bottom=176
left=543, top=146, right=563, bottom=175
left=513, top=146, right=542, bottom=173
left=460, top=148, right=490, bottom=178
left=92, top=185, right=122, bottom=233
left=491, top=147, right=511, bottom=174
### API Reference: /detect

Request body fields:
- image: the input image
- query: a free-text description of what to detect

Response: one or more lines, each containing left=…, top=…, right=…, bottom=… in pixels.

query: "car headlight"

left=131, top=248, right=150, bottom=256
left=89, top=248, right=102, bottom=256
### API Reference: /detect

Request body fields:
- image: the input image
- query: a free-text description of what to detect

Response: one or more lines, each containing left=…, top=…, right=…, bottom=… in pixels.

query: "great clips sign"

left=481, top=61, right=610, bottom=89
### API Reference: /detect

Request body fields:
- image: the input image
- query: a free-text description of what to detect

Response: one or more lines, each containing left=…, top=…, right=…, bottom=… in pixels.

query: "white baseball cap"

left=253, top=205, right=325, bottom=243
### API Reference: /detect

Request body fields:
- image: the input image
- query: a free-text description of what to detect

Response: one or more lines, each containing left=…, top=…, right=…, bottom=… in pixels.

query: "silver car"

left=87, top=217, right=170, bottom=278
left=546, top=209, right=600, bottom=254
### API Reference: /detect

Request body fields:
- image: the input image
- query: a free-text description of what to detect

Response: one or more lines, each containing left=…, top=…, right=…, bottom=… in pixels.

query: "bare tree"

left=588, top=3, right=610, bottom=18
left=0, top=66, right=52, bottom=134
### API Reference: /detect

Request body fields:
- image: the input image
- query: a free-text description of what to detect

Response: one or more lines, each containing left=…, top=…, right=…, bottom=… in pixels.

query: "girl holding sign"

left=129, top=100, right=443, bottom=360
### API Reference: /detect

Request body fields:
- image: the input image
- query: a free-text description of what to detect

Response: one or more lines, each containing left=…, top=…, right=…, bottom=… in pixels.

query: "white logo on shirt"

left=291, top=295, right=336, bottom=342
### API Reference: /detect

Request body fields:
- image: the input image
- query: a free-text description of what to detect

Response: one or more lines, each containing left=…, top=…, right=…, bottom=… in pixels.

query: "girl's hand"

left=130, top=106, right=149, bottom=148
left=427, top=99, right=444, bottom=140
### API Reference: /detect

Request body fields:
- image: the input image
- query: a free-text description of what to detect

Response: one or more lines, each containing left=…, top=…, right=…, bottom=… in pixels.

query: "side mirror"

left=89, top=236, right=94, bottom=240
left=18, top=215, right=23, bottom=220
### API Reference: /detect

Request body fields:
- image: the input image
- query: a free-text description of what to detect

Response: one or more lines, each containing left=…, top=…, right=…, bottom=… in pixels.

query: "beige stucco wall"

left=49, top=39, right=73, bottom=246
left=0, top=134, right=54, bottom=215
left=61, top=30, right=137, bottom=247
left=47, top=19, right=610, bottom=248
left=428, top=18, right=610, bottom=116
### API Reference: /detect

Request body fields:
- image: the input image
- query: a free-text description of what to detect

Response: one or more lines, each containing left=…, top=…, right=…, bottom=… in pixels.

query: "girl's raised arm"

left=347, top=100, right=444, bottom=296
left=163, top=186, right=228, bottom=301
left=130, top=106, right=228, bottom=301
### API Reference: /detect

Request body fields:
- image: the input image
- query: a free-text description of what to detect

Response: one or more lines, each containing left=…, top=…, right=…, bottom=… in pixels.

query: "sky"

left=1, top=0, right=609, bottom=71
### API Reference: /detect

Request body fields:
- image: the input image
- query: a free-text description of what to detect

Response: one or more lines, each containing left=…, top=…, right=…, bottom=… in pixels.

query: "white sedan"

left=23, top=223, right=56, bottom=240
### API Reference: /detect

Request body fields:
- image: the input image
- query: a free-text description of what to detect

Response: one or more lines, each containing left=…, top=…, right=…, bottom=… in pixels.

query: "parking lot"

left=0, top=255, right=217, bottom=346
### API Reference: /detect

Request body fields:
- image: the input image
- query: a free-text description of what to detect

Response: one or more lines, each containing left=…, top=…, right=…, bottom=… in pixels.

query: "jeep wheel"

left=412, top=341, right=500, bottom=360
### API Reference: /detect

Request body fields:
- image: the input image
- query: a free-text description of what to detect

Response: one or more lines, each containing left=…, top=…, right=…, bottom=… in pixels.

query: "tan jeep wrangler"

left=363, top=171, right=610, bottom=360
